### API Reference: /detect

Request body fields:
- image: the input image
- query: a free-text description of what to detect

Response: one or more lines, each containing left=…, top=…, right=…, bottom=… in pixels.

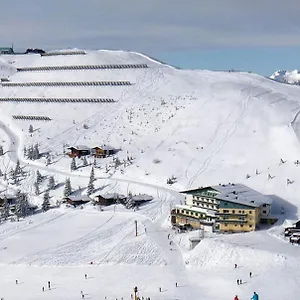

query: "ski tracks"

left=187, top=87, right=252, bottom=188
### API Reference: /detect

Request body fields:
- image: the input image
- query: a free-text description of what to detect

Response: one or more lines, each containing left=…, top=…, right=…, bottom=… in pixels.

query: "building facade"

left=172, top=183, right=272, bottom=233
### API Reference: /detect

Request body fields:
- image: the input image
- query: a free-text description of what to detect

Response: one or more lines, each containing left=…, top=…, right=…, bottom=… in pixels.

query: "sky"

left=1, top=0, right=300, bottom=75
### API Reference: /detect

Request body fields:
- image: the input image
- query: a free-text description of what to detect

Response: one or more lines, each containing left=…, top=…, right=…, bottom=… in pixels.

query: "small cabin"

left=0, top=47, right=14, bottom=54
left=130, top=194, right=154, bottom=206
left=67, top=145, right=90, bottom=158
left=91, top=145, right=117, bottom=158
left=65, top=195, right=91, bottom=207
left=94, top=193, right=126, bottom=206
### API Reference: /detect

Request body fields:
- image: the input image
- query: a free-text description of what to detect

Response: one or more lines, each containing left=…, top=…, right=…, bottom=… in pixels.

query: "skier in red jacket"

left=234, top=295, right=239, bottom=300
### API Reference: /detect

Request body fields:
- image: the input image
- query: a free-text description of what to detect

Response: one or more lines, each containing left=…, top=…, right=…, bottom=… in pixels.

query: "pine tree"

left=15, top=192, right=29, bottom=219
left=42, top=191, right=50, bottom=211
left=0, top=145, right=3, bottom=156
left=83, top=157, right=88, bottom=167
left=14, top=160, right=21, bottom=176
left=48, top=176, right=55, bottom=190
left=29, top=124, right=33, bottom=133
left=26, top=146, right=33, bottom=160
left=70, top=158, right=77, bottom=171
left=23, top=146, right=27, bottom=156
left=1, top=198, right=10, bottom=220
left=33, top=144, right=40, bottom=160
left=93, top=158, right=97, bottom=166
left=36, top=170, right=42, bottom=184
left=34, top=181, right=40, bottom=195
left=87, top=167, right=95, bottom=195
left=0, top=169, right=3, bottom=176
left=63, top=177, right=72, bottom=197
left=46, top=156, right=51, bottom=166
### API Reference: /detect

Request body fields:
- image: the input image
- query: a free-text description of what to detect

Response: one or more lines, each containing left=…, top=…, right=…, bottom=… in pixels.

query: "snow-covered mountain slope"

left=1, top=50, right=300, bottom=211
left=1, top=50, right=300, bottom=300
left=270, top=69, right=300, bottom=85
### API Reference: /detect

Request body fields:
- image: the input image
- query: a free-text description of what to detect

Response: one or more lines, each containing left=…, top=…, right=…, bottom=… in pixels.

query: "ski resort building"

left=94, top=193, right=126, bottom=206
left=91, top=145, right=117, bottom=158
left=67, top=145, right=91, bottom=158
left=65, top=195, right=92, bottom=207
left=172, top=184, right=273, bottom=233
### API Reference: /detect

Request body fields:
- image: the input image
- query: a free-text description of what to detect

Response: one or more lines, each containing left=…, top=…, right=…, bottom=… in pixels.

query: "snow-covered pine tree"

left=63, top=177, right=72, bottom=197
left=70, top=158, right=77, bottom=171
left=36, top=170, right=42, bottom=184
left=42, top=191, right=50, bottom=211
left=34, top=181, right=40, bottom=195
left=26, top=146, right=33, bottom=160
left=23, top=146, right=27, bottom=156
left=87, top=167, right=95, bottom=195
left=15, top=192, right=29, bottom=219
left=48, top=176, right=55, bottom=190
left=0, top=145, right=3, bottom=156
left=1, top=198, right=10, bottom=220
left=33, top=144, right=40, bottom=160
left=46, top=156, right=51, bottom=166
left=29, top=124, right=33, bottom=133
left=83, top=157, right=88, bottom=167
left=14, top=160, right=21, bottom=176
left=0, top=169, right=3, bottom=176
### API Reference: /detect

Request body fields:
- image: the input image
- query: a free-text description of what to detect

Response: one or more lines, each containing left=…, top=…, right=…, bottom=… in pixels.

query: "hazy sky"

left=1, top=0, right=300, bottom=75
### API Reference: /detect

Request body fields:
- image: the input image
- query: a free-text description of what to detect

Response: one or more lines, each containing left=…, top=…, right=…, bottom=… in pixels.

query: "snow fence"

left=16, top=64, right=148, bottom=72
left=0, top=98, right=116, bottom=103
left=12, top=115, right=52, bottom=121
left=1, top=81, right=131, bottom=87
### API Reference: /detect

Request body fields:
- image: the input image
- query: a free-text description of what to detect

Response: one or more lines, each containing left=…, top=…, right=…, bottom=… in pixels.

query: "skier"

left=42, top=287, right=45, bottom=292
left=251, top=292, right=259, bottom=300
left=236, top=279, right=239, bottom=285
left=239, top=279, right=242, bottom=285
left=234, top=296, right=239, bottom=300
left=48, top=281, right=51, bottom=289
left=85, top=274, right=87, bottom=279
left=249, top=271, right=252, bottom=278
left=234, top=263, right=237, bottom=269
left=167, top=234, right=170, bottom=239
left=175, top=282, right=178, bottom=287
left=15, top=279, right=18, bottom=284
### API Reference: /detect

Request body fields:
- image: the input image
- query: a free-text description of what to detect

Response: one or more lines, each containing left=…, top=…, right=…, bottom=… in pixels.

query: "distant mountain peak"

left=270, top=69, right=300, bottom=85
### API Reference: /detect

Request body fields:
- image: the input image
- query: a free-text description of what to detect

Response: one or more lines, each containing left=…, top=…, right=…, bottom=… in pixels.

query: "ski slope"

left=0, top=49, right=300, bottom=299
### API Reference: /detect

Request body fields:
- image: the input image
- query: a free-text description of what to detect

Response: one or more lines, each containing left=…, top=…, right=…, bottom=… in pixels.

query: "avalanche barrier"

left=16, top=64, right=148, bottom=72
left=0, top=98, right=116, bottom=103
left=1, top=81, right=132, bottom=87
left=12, top=115, right=52, bottom=121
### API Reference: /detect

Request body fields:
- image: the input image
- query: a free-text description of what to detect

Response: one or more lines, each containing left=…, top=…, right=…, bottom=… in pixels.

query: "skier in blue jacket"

left=251, top=292, right=259, bottom=300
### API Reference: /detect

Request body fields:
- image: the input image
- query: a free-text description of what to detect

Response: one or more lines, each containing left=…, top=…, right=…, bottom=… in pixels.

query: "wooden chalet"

left=293, top=220, right=300, bottom=229
left=91, top=145, right=117, bottom=158
left=0, top=194, right=17, bottom=207
left=65, top=195, right=92, bottom=207
left=130, top=194, right=154, bottom=206
left=94, top=193, right=126, bottom=206
left=67, top=145, right=90, bottom=158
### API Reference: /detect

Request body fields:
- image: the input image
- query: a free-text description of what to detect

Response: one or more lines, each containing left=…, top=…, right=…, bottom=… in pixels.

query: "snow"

left=270, top=69, right=300, bottom=85
left=0, top=49, right=299, bottom=299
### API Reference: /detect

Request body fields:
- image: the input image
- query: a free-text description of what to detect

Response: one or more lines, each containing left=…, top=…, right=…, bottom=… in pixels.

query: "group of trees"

left=24, top=144, right=40, bottom=160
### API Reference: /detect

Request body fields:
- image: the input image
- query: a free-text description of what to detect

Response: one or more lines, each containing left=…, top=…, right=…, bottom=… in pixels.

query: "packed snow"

left=0, top=49, right=299, bottom=299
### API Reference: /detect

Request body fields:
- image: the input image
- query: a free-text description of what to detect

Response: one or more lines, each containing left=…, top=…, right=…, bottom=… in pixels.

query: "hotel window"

left=249, top=211, right=252, bottom=214
left=240, top=224, right=244, bottom=227
left=232, top=210, right=235, bottom=213
left=263, top=210, right=267, bottom=214
left=249, top=225, right=253, bottom=228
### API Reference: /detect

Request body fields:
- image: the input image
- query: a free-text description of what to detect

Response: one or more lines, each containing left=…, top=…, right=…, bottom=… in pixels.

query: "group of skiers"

left=234, top=292, right=259, bottom=300
left=234, top=264, right=258, bottom=300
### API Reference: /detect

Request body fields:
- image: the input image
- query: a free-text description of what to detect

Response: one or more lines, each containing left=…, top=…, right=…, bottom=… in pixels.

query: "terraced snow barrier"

left=12, top=115, right=52, bottom=121
left=16, top=64, right=148, bottom=72
left=1, top=81, right=131, bottom=87
left=0, top=98, right=116, bottom=103
left=41, top=51, right=86, bottom=56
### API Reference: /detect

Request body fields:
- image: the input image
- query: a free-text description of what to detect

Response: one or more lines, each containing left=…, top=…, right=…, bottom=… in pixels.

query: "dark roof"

left=67, top=145, right=90, bottom=151
left=66, top=195, right=91, bottom=202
